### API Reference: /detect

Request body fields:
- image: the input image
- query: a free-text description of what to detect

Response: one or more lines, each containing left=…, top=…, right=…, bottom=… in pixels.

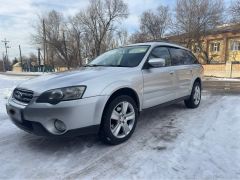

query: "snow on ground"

left=0, top=75, right=240, bottom=179
left=3, top=71, right=46, bottom=76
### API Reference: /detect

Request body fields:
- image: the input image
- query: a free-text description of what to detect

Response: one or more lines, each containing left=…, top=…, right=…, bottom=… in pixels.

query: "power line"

left=1, top=38, right=10, bottom=58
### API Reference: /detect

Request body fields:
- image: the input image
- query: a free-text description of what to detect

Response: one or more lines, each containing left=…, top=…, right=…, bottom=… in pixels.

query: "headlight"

left=36, top=86, right=86, bottom=104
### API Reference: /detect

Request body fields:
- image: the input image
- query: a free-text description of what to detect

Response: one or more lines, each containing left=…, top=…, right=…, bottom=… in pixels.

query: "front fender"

left=100, top=80, right=143, bottom=111
left=100, top=80, right=132, bottom=96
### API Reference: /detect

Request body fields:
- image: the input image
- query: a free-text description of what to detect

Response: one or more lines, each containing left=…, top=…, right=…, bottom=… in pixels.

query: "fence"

left=22, top=65, right=55, bottom=72
left=203, top=63, right=240, bottom=78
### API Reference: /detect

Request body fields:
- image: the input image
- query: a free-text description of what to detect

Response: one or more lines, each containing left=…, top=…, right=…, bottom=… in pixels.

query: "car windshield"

left=88, top=45, right=150, bottom=67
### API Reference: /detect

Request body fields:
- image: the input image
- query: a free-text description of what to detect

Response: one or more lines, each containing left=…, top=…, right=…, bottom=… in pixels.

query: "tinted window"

left=182, top=50, right=194, bottom=65
left=169, top=48, right=198, bottom=66
left=149, top=47, right=171, bottom=66
left=169, top=48, right=185, bottom=66
left=184, top=51, right=199, bottom=64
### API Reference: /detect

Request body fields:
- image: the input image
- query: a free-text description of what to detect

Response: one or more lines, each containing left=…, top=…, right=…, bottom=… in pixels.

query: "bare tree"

left=116, top=29, right=129, bottom=46
left=173, top=0, right=224, bottom=63
left=140, top=6, right=171, bottom=40
left=33, top=11, right=62, bottom=67
left=29, top=53, right=38, bottom=65
left=130, top=5, right=171, bottom=43
left=33, top=10, right=82, bottom=69
left=106, top=28, right=129, bottom=49
left=44, top=11, right=76, bottom=69
left=33, top=0, right=129, bottom=69
left=230, top=0, right=240, bottom=22
left=69, top=16, right=85, bottom=66
left=76, top=0, right=128, bottom=57
left=129, top=31, right=148, bottom=43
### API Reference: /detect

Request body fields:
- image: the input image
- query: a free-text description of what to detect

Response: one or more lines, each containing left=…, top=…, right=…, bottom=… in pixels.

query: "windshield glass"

left=89, top=45, right=150, bottom=67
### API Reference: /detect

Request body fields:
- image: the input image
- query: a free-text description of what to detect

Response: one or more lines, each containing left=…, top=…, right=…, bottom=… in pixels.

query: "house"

left=12, top=62, right=22, bottom=72
left=167, top=23, right=240, bottom=64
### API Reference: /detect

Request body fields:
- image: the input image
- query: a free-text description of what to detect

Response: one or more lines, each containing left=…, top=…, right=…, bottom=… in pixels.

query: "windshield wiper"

left=84, top=64, right=128, bottom=67
left=106, top=65, right=127, bottom=67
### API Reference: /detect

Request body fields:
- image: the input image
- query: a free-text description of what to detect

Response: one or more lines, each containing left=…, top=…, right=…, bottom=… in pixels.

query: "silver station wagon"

left=6, top=42, right=203, bottom=145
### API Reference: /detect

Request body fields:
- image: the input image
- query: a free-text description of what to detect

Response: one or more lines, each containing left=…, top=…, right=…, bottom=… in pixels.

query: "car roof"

left=126, top=42, right=191, bottom=51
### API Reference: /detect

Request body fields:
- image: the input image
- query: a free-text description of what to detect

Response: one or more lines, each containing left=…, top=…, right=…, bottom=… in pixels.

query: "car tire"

left=184, top=81, right=201, bottom=109
left=99, top=95, right=138, bottom=145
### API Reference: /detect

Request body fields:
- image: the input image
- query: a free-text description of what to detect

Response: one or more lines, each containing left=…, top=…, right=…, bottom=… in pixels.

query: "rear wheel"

left=184, top=81, right=201, bottom=108
left=99, top=95, right=138, bottom=145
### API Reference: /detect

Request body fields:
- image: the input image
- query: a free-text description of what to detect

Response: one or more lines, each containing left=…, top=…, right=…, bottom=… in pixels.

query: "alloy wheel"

left=193, top=85, right=201, bottom=105
left=110, top=101, right=135, bottom=138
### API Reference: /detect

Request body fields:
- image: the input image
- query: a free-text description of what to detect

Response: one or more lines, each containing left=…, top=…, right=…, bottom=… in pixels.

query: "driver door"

left=142, top=46, right=177, bottom=109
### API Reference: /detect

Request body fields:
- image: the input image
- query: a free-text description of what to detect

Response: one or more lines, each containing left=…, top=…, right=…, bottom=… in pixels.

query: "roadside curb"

left=203, top=77, right=240, bottom=82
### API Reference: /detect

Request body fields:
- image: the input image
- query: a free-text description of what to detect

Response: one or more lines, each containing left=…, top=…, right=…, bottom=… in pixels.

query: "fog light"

left=54, top=119, right=66, bottom=132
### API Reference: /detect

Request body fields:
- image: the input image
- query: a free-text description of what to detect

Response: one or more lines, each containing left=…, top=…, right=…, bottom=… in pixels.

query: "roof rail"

left=144, top=39, right=170, bottom=43
left=145, top=39, right=185, bottom=47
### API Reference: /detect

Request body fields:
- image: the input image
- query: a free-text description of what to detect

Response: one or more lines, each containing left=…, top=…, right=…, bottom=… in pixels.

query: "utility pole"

left=37, top=48, right=41, bottom=66
left=1, top=38, right=10, bottom=71
left=42, top=19, right=46, bottom=66
left=19, top=45, right=23, bottom=72
left=37, top=48, right=41, bottom=72
left=2, top=53, right=5, bottom=72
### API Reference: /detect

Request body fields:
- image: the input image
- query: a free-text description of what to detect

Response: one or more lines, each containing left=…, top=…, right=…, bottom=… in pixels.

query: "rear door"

left=168, top=47, right=194, bottom=98
left=142, top=46, right=177, bottom=108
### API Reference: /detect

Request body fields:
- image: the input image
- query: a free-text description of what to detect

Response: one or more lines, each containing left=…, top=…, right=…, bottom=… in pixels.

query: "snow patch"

left=0, top=75, right=239, bottom=179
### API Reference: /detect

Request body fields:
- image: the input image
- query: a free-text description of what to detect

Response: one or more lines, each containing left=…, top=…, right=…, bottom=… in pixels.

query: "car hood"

left=18, top=67, right=131, bottom=94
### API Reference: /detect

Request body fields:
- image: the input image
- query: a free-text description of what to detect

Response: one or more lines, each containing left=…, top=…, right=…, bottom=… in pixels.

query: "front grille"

left=13, top=88, right=34, bottom=104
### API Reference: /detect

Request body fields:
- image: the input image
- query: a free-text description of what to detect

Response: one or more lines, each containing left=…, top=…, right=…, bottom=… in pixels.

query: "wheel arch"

left=103, top=87, right=140, bottom=113
left=100, top=87, right=140, bottom=127
left=194, top=77, right=202, bottom=89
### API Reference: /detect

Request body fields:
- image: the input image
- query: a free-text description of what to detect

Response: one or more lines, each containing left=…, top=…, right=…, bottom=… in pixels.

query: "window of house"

left=210, top=42, right=220, bottom=52
left=230, top=40, right=240, bottom=51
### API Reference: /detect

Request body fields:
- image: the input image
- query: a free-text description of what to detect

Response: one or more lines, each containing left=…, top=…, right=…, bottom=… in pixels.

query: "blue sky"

left=0, top=0, right=232, bottom=60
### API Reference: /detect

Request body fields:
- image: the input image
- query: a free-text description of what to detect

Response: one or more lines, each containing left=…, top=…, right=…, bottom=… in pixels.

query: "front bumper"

left=6, top=95, right=108, bottom=137
left=9, top=116, right=100, bottom=137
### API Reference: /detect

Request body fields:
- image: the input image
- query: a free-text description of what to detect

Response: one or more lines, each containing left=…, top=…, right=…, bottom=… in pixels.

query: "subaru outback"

left=6, top=42, right=203, bottom=145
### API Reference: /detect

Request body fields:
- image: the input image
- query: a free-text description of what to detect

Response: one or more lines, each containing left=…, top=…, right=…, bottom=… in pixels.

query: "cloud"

left=0, top=0, right=168, bottom=59
left=0, top=0, right=231, bottom=60
left=122, top=0, right=177, bottom=31
left=0, top=0, right=89, bottom=60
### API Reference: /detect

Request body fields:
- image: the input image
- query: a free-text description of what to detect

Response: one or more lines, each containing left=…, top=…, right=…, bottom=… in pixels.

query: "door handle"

left=169, top=71, right=174, bottom=75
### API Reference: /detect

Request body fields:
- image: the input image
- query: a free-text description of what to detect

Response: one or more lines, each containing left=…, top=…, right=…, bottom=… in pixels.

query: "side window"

left=168, top=48, right=185, bottom=66
left=149, top=47, right=171, bottom=66
left=185, top=51, right=199, bottom=64
left=182, top=50, right=196, bottom=65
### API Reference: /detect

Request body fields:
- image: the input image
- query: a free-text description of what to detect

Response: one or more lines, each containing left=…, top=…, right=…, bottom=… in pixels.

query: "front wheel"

left=184, top=81, right=201, bottom=108
left=99, top=95, right=138, bottom=145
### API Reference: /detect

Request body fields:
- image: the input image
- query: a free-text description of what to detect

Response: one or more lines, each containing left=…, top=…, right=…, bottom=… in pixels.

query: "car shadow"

left=21, top=133, right=103, bottom=154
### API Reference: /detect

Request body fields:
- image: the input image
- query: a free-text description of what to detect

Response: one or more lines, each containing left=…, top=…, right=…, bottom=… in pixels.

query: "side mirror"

left=148, top=58, right=166, bottom=67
